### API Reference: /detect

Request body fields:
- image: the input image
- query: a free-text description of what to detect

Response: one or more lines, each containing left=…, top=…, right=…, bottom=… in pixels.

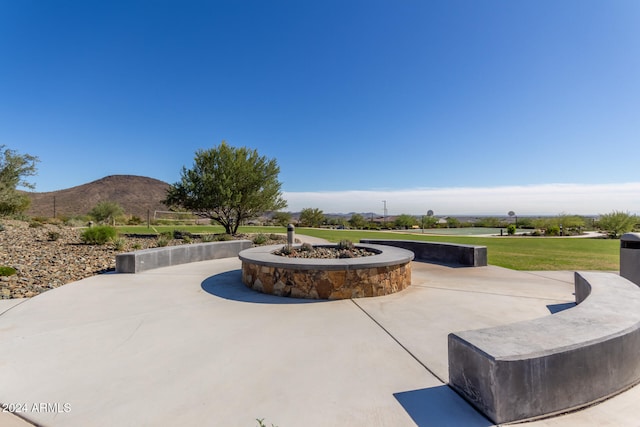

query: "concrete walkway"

left=0, top=248, right=638, bottom=426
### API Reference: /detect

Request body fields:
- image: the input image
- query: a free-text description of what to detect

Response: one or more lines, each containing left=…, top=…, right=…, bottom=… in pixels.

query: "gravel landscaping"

left=0, top=220, right=286, bottom=299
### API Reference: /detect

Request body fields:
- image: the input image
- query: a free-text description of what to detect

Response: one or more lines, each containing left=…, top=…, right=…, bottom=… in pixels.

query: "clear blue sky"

left=2, top=1, right=639, bottom=214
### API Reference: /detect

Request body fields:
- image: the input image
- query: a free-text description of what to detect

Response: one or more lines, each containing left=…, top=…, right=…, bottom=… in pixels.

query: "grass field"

left=116, top=225, right=620, bottom=271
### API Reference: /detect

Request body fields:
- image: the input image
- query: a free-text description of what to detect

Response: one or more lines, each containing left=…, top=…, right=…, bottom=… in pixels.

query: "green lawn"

left=116, top=225, right=620, bottom=271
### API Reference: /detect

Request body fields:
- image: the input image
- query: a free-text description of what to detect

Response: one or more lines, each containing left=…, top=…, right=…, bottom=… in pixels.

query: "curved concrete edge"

left=359, top=239, right=487, bottom=267
left=238, top=243, right=415, bottom=271
left=448, top=271, right=640, bottom=424
left=115, top=240, right=253, bottom=273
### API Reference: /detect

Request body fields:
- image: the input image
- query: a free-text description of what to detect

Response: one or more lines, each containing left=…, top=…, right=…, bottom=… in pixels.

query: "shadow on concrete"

left=547, top=302, right=576, bottom=314
left=201, top=270, right=324, bottom=304
left=394, top=385, right=492, bottom=427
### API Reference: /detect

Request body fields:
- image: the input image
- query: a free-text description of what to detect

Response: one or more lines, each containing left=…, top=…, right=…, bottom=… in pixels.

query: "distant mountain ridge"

left=25, top=175, right=170, bottom=219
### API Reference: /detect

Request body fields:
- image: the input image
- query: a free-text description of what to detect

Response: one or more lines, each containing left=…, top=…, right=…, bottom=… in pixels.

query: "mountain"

left=24, top=175, right=170, bottom=219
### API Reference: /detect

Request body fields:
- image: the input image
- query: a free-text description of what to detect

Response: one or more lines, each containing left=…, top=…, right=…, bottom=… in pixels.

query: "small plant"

left=337, top=239, right=354, bottom=250
left=47, top=231, right=61, bottom=241
left=507, top=224, right=516, bottom=235
left=339, top=251, right=355, bottom=259
left=80, top=226, right=117, bottom=245
left=278, top=245, right=293, bottom=256
left=182, top=235, right=192, bottom=244
left=0, top=266, right=17, bottom=276
left=256, top=418, right=278, bottom=427
left=300, top=242, right=314, bottom=252
left=160, top=230, right=173, bottom=240
left=252, top=233, right=268, bottom=245
left=215, top=234, right=233, bottom=242
left=132, top=243, right=142, bottom=250
left=28, top=220, right=44, bottom=228
left=156, top=237, right=170, bottom=247
left=201, top=234, right=216, bottom=242
left=112, top=238, right=126, bottom=251
left=173, top=230, right=193, bottom=240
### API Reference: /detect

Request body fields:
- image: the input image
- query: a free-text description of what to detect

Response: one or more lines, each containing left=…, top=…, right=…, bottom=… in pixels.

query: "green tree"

left=164, top=142, right=287, bottom=234
left=421, top=215, right=439, bottom=229
left=446, top=217, right=460, bottom=228
left=89, top=201, right=124, bottom=225
left=597, top=211, right=638, bottom=238
left=299, top=208, right=324, bottom=228
left=271, top=211, right=292, bottom=227
left=348, top=213, right=366, bottom=229
left=394, top=214, right=417, bottom=229
left=0, top=145, right=39, bottom=216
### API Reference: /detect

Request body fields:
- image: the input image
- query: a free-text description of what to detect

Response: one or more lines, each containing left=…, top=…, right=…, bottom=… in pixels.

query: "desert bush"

left=112, top=238, right=126, bottom=251
left=337, top=239, right=354, bottom=250
left=200, top=234, right=216, bottom=242
left=546, top=226, right=561, bottom=236
left=156, top=237, right=170, bottom=247
left=28, top=220, right=43, bottom=228
left=215, top=234, right=233, bottom=242
left=0, top=266, right=16, bottom=276
left=300, top=242, right=314, bottom=252
left=80, top=226, right=117, bottom=245
left=507, top=224, right=516, bottom=235
left=127, top=216, right=143, bottom=225
left=47, top=231, right=61, bottom=241
left=159, top=231, right=173, bottom=240
left=252, top=233, right=268, bottom=245
left=173, top=230, right=193, bottom=240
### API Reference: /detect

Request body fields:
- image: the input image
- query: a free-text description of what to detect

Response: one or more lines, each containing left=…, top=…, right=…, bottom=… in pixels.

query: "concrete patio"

left=0, top=250, right=638, bottom=426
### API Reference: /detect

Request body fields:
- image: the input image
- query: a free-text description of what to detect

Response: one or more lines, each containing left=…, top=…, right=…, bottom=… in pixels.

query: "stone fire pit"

left=238, top=243, right=414, bottom=299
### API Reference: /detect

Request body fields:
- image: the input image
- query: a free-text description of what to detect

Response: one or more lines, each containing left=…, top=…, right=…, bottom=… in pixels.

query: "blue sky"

left=2, top=1, right=639, bottom=215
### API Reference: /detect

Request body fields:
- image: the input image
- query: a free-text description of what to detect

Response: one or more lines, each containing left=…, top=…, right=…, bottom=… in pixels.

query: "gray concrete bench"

left=359, top=239, right=487, bottom=267
left=448, top=272, right=640, bottom=424
left=116, top=240, right=252, bottom=273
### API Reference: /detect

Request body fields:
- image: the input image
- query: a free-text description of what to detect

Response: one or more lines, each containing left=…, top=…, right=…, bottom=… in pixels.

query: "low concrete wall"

left=359, top=239, right=487, bottom=267
left=621, top=233, right=640, bottom=286
left=448, top=272, right=640, bottom=424
left=116, top=240, right=253, bottom=273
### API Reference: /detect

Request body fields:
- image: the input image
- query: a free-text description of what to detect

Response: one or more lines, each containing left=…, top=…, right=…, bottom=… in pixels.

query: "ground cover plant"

left=115, top=225, right=620, bottom=271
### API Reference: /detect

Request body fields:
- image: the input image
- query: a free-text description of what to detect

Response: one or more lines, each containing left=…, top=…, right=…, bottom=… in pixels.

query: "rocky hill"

left=24, top=175, right=170, bottom=219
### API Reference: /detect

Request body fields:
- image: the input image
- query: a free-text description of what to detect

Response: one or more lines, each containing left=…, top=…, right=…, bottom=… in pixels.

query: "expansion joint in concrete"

left=350, top=299, right=446, bottom=384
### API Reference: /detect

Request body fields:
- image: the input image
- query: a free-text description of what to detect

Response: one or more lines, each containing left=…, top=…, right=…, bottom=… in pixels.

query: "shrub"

left=507, top=224, right=516, bottom=235
left=337, top=239, right=354, bottom=250
left=156, top=237, right=170, bottom=247
left=300, top=242, right=314, bottom=252
left=47, top=231, right=61, bottom=241
left=28, top=220, right=43, bottom=228
left=0, top=266, right=17, bottom=276
left=159, top=231, right=173, bottom=240
left=112, top=238, right=126, bottom=251
left=173, top=230, right=193, bottom=240
left=201, top=234, right=216, bottom=242
left=127, top=216, right=143, bottom=225
left=546, top=226, right=561, bottom=236
left=80, top=226, right=117, bottom=245
left=215, top=234, right=233, bottom=242
left=252, top=233, right=268, bottom=245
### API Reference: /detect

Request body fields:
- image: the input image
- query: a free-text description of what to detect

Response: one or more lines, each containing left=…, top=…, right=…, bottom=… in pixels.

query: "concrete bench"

left=359, top=239, right=487, bottom=267
left=448, top=272, right=640, bottom=424
left=116, top=240, right=252, bottom=273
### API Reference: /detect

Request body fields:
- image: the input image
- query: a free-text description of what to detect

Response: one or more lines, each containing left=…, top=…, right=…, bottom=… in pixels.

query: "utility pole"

left=382, top=200, right=387, bottom=224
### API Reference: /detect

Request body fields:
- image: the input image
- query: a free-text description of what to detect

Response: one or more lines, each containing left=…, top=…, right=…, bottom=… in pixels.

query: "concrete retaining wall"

left=448, top=272, right=640, bottom=424
left=621, top=233, right=640, bottom=286
left=116, top=240, right=253, bottom=273
left=359, top=239, right=487, bottom=267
